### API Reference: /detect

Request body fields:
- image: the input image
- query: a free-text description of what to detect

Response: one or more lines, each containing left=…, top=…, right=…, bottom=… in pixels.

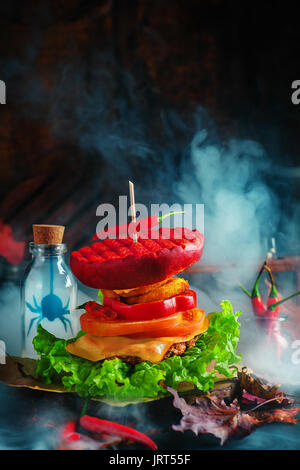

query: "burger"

left=33, top=226, right=241, bottom=402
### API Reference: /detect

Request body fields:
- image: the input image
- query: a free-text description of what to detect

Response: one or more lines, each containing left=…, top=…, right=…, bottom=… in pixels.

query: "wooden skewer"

left=129, top=181, right=138, bottom=242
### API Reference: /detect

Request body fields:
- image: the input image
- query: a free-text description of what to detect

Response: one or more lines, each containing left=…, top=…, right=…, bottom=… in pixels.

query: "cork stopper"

left=32, top=225, right=65, bottom=244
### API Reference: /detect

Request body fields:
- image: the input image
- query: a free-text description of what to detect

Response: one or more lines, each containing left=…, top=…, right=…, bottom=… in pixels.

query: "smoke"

left=0, top=380, right=74, bottom=449
left=173, top=126, right=280, bottom=311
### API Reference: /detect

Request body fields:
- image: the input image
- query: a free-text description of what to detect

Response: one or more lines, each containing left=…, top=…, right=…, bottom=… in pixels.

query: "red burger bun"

left=70, top=228, right=204, bottom=290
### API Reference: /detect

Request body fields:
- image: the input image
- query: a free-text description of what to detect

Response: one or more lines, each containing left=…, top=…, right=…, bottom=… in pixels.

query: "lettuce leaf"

left=32, top=300, right=241, bottom=400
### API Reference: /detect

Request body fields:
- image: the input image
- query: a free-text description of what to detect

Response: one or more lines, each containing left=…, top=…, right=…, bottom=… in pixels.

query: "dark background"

left=0, top=0, right=300, bottom=254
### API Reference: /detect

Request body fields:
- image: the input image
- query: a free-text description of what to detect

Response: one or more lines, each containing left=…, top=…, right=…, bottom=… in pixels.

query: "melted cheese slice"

left=66, top=318, right=209, bottom=363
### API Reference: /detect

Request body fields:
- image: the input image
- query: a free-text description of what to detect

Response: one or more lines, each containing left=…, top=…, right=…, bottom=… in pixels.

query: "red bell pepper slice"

left=102, top=290, right=197, bottom=321
left=85, top=301, right=117, bottom=320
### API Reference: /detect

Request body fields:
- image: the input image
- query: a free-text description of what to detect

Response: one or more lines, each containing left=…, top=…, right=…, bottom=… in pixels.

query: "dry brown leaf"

left=237, top=366, right=280, bottom=400
left=167, top=385, right=300, bottom=445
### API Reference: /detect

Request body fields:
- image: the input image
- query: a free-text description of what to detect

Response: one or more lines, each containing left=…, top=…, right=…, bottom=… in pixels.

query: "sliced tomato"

left=102, top=290, right=197, bottom=321
left=127, top=309, right=208, bottom=338
left=80, top=310, right=183, bottom=337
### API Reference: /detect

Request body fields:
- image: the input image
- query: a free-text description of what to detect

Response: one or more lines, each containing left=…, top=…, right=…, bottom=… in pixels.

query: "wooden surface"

left=185, top=256, right=300, bottom=305
left=186, top=257, right=300, bottom=274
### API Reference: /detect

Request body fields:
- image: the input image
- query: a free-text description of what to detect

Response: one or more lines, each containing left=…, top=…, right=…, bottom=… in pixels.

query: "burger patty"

left=164, top=335, right=199, bottom=359
left=106, top=335, right=200, bottom=365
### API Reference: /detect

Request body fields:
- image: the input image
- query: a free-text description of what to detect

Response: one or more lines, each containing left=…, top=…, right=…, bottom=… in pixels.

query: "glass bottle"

left=21, top=242, right=79, bottom=358
left=239, top=314, right=295, bottom=384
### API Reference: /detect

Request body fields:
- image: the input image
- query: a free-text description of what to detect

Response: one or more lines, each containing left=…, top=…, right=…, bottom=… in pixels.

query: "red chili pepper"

left=265, top=266, right=280, bottom=318
left=130, top=211, right=185, bottom=239
left=102, top=290, right=197, bottom=321
left=262, top=267, right=281, bottom=359
left=240, top=263, right=300, bottom=318
left=61, top=420, right=81, bottom=442
left=239, top=261, right=268, bottom=317
left=251, top=261, right=267, bottom=317
left=79, top=415, right=158, bottom=450
left=92, top=211, right=184, bottom=240
left=240, top=263, right=300, bottom=364
left=267, top=290, right=300, bottom=312
left=85, top=302, right=117, bottom=320
left=142, top=211, right=184, bottom=229
left=92, top=221, right=135, bottom=240
left=60, top=420, right=122, bottom=450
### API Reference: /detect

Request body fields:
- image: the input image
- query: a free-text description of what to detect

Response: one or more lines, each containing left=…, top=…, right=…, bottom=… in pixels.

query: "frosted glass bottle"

left=21, top=242, right=79, bottom=358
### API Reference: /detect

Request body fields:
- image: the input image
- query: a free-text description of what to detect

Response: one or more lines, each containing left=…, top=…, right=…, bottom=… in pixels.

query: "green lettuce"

left=32, top=300, right=241, bottom=400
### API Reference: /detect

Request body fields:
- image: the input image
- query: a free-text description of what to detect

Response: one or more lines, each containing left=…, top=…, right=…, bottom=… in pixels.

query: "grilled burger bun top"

left=70, top=227, right=204, bottom=290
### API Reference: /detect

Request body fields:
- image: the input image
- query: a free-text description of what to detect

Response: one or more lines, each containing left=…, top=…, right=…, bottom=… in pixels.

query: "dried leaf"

left=237, top=366, right=280, bottom=399
left=236, top=366, right=294, bottom=406
left=256, top=407, right=300, bottom=425
left=183, top=380, right=241, bottom=407
left=241, top=391, right=294, bottom=407
left=167, top=386, right=300, bottom=445
left=0, top=356, right=70, bottom=393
